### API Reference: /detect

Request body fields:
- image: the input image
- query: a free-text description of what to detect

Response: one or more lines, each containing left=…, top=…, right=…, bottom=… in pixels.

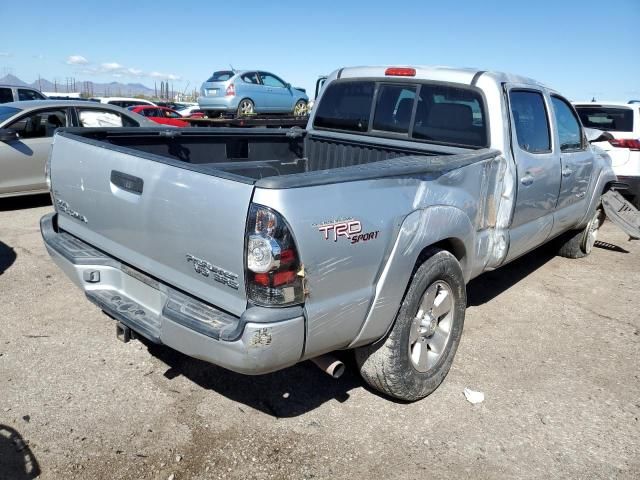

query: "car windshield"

left=0, top=106, right=21, bottom=123
left=207, top=71, right=234, bottom=82
left=575, top=106, right=634, bottom=132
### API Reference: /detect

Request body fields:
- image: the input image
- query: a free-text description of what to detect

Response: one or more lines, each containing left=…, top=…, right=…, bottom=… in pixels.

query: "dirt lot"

left=1, top=194, right=638, bottom=480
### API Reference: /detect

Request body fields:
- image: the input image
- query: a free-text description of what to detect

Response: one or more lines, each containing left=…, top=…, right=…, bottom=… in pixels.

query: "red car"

left=129, top=106, right=189, bottom=127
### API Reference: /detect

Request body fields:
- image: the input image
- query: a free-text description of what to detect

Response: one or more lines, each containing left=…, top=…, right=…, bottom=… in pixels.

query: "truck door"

left=549, top=95, right=594, bottom=235
left=505, top=87, right=561, bottom=262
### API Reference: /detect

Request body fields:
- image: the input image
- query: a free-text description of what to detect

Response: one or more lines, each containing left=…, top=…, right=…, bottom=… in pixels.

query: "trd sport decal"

left=315, top=219, right=379, bottom=244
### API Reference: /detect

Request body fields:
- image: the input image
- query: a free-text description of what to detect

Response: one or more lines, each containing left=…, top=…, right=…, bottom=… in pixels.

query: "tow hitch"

left=116, top=322, right=132, bottom=343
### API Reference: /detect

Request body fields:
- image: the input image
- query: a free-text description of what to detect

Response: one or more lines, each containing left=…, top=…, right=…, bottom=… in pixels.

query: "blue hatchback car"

left=198, top=70, right=309, bottom=117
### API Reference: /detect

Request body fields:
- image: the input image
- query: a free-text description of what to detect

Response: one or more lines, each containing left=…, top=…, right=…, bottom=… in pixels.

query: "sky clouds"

left=66, top=54, right=180, bottom=81
left=66, top=55, right=89, bottom=65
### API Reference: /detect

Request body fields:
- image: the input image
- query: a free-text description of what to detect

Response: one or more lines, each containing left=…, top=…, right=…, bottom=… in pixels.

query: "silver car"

left=0, top=100, right=154, bottom=198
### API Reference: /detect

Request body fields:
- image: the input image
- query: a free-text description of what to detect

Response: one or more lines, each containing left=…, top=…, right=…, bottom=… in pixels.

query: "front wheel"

left=237, top=99, right=254, bottom=116
left=556, top=206, right=605, bottom=259
left=293, top=100, right=307, bottom=116
left=355, top=248, right=466, bottom=401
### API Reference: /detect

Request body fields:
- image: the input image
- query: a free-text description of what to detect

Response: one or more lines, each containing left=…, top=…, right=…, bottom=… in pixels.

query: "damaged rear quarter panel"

left=252, top=155, right=502, bottom=357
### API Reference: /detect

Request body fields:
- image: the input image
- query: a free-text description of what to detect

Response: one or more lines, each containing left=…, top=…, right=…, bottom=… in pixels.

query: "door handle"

left=562, top=167, right=573, bottom=177
left=520, top=174, right=534, bottom=186
left=111, top=170, right=143, bottom=195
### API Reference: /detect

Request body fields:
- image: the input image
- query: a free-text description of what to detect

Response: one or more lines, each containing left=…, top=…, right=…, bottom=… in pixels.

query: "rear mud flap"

left=601, top=190, right=640, bottom=240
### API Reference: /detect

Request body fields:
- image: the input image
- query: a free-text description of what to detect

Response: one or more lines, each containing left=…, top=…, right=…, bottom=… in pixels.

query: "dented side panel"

left=253, top=152, right=510, bottom=357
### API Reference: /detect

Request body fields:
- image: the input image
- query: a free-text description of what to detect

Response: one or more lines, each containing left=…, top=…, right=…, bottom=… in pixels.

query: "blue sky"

left=0, top=0, right=638, bottom=100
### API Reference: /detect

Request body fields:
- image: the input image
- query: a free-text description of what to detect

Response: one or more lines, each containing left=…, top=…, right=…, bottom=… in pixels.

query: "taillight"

left=609, top=138, right=640, bottom=151
left=245, top=204, right=304, bottom=306
left=385, top=67, right=416, bottom=77
left=225, top=83, right=235, bottom=96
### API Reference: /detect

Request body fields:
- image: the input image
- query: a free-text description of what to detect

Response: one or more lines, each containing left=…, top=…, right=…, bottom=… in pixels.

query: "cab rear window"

left=313, top=80, right=488, bottom=148
left=575, top=106, right=634, bottom=132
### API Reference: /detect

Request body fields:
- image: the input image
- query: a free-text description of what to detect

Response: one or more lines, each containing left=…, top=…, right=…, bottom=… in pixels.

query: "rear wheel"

left=557, top=206, right=605, bottom=259
left=355, top=248, right=466, bottom=401
left=293, top=100, right=307, bottom=116
left=237, top=99, right=254, bottom=116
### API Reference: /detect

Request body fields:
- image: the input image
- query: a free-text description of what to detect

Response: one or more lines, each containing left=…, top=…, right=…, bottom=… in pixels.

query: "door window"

left=372, top=84, right=416, bottom=134
left=18, top=89, right=45, bottom=101
left=7, top=109, right=67, bottom=138
left=551, top=96, right=584, bottom=151
left=77, top=108, right=138, bottom=127
left=162, top=109, right=181, bottom=118
left=0, top=87, right=14, bottom=103
left=241, top=72, right=260, bottom=84
left=260, top=73, right=286, bottom=88
left=509, top=90, right=551, bottom=153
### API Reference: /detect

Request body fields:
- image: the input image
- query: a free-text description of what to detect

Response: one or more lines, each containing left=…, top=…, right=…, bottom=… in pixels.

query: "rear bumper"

left=197, top=95, right=238, bottom=111
left=40, top=213, right=305, bottom=375
left=617, top=175, right=640, bottom=198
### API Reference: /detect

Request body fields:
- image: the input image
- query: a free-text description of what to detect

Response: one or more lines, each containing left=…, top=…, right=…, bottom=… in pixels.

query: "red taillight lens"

left=385, top=67, right=416, bottom=77
left=246, top=204, right=304, bottom=306
left=225, top=83, right=235, bottom=96
left=609, top=138, right=640, bottom=151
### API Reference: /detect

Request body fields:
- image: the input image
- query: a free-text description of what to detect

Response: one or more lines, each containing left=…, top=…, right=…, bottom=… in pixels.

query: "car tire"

left=355, top=248, right=466, bottom=401
left=237, top=99, right=254, bottom=117
left=556, top=206, right=605, bottom=259
left=293, top=100, right=307, bottom=116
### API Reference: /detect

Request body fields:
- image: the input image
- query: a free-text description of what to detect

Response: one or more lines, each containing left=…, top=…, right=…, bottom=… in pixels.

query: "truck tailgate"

left=50, top=133, right=253, bottom=316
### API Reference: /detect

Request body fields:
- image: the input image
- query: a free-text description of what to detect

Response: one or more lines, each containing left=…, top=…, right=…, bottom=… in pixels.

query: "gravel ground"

left=1, top=194, right=638, bottom=480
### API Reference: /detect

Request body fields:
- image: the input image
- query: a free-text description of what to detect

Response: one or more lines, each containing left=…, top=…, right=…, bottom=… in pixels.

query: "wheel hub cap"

left=409, top=281, right=454, bottom=373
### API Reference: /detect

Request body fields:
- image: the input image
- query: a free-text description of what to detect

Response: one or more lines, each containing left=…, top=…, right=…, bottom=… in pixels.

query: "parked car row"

left=0, top=100, right=155, bottom=198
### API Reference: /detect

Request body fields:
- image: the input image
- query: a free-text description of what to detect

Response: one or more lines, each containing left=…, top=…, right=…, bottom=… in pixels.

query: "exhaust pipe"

left=311, top=354, right=345, bottom=379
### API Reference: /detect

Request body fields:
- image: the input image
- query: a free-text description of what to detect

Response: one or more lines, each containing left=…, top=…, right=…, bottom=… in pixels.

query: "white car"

left=91, top=97, right=156, bottom=109
left=176, top=105, right=203, bottom=117
left=574, top=101, right=640, bottom=207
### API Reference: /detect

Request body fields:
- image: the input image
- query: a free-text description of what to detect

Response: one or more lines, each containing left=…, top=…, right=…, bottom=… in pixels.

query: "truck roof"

left=333, top=65, right=548, bottom=89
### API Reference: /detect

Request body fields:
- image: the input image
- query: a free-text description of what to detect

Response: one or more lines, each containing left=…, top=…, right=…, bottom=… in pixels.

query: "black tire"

left=355, top=248, right=466, bottom=401
left=237, top=98, right=254, bottom=117
left=293, top=99, right=307, bottom=116
left=556, top=207, right=605, bottom=259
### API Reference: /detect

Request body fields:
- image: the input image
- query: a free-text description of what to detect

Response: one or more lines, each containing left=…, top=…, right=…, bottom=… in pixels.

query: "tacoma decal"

left=186, top=254, right=239, bottom=290
left=55, top=198, right=88, bottom=223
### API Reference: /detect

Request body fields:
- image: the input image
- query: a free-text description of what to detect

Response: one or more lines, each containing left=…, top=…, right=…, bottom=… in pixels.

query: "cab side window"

left=509, top=90, right=551, bottom=153
left=18, top=89, right=45, bottom=101
left=551, top=96, right=584, bottom=151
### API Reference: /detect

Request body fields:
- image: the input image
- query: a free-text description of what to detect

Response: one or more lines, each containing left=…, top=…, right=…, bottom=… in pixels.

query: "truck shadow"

left=146, top=342, right=365, bottom=418
left=0, top=425, right=41, bottom=480
left=0, top=193, right=51, bottom=212
left=467, top=237, right=629, bottom=306
left=0, top=240, right=17, bottom=275
left=467, top=243, right=558, bottom=307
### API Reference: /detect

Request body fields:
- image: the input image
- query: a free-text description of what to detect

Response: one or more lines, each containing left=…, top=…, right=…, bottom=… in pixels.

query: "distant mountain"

left=0, top=74, right=157, bottom=97
left=0, top=74, right=29, bottom=87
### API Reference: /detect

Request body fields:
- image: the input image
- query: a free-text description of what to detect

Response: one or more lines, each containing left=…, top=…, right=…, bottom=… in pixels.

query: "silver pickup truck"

left=41, top=66, right=639, bottom=401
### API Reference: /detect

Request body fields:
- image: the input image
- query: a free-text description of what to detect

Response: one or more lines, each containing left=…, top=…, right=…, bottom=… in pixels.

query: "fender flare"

left=348, top=205, right=475, bottom=348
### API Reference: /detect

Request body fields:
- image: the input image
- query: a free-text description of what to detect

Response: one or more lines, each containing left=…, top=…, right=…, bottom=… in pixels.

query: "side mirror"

left=0, top=128, right=19, bottom=142
left=285, top=83, right=291, bottom=89
left=585, top=127, right=613, bottom=143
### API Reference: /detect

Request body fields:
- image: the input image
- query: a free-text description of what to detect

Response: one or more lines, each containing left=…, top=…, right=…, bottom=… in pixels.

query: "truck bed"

left=57, top=128, right=497, bottom=189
